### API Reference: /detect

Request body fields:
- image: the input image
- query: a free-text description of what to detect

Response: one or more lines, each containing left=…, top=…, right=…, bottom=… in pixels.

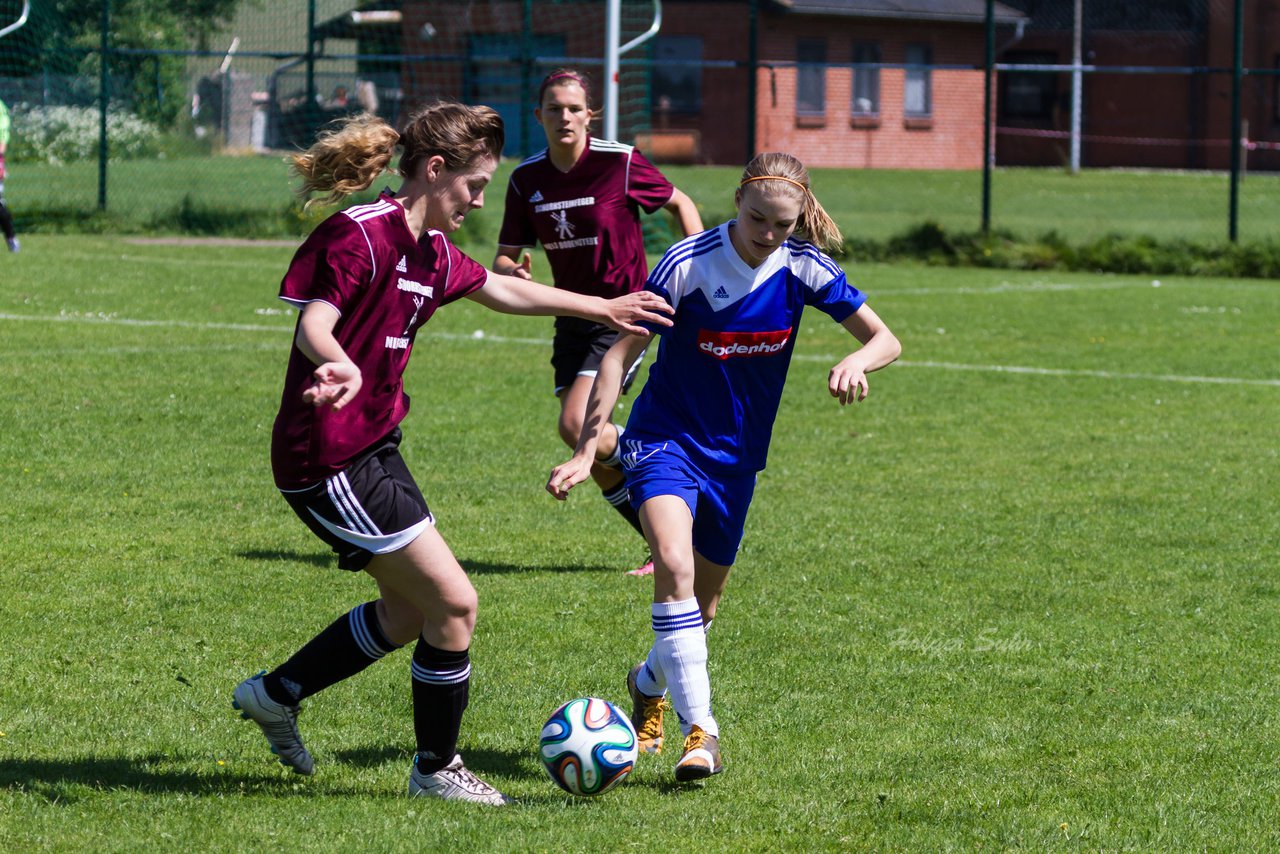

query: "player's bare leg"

left=557, top=375, right=625, bottom=490
left=365, top=529, right=512, bottom=804
left=692, top=552, right=731, bottom=627
left=558, top=375, right=651, bottom=574
left=363, top=527, right=476, bottom=650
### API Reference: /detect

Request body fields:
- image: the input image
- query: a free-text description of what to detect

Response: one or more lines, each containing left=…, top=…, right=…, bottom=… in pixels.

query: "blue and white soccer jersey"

left=622, top=220, right=866, bottom=564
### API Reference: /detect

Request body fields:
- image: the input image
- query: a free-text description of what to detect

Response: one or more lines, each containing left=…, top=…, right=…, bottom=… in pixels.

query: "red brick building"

left=334, top=0, right=1276, bottom=170
left=654, top=0, right=1025, bottom=168
left=995, top=0, right=1280, bottom=171
left=385, top=0, right=1024, bottom=167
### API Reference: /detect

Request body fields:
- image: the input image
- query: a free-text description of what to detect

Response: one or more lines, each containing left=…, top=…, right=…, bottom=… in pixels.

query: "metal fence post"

left=305, top=0, right=316, bottom=111
left=1228, top=0, right=1242, bottom=242
left=97, top=0, right=108, bottom=212
left=981, top=0, right=993, bottom=234
left=746, top=0, right=758, bottom=161
left=520, top=0, right=532, bottom=158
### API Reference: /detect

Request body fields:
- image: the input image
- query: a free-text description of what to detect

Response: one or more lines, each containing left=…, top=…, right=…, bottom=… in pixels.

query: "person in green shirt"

left=0, top=99, right=19, bottom=253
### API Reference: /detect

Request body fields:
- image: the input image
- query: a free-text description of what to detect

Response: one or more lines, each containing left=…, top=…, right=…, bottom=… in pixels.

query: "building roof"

left=767, top=0, right=1028, bottom=25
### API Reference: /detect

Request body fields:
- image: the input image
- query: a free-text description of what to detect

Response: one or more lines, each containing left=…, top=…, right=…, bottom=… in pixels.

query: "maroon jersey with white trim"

left=272, top=192, right=488, bottom=489
left=498, top=136, right=675, bottom=300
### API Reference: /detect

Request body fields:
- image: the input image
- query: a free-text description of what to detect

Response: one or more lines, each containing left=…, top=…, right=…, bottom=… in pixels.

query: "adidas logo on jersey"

left=530, top=190, right=544, bottom=203
left=713, top=286, right=730, bottom=299
left=396, top=255, right=408, bottom=272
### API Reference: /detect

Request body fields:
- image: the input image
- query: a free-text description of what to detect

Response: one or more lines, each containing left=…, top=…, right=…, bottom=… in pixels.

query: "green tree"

left=20, top=0, right=256, bottom=125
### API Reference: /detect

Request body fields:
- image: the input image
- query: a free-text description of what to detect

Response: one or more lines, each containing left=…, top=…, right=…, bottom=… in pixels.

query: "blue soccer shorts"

left=621, top=436, right=757, bottom=567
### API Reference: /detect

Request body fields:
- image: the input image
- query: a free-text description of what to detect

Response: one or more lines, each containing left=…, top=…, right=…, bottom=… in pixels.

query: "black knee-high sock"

left=0, top=202, right=14, bottom=241
left=602, top=481, right=645, bottom=538
left=262, top=601, right=401, bottom=705
left=411, top=639, right=470, bottom=774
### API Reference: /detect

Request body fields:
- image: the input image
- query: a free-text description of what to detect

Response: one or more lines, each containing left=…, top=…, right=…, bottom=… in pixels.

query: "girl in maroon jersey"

left=231, top=102, right=672, bottom=805
left=495, top=69, right=703, bottom=576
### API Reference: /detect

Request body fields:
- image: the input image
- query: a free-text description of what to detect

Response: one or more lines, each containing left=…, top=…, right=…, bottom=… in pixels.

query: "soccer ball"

left=539, top=697, right=638, bottom=796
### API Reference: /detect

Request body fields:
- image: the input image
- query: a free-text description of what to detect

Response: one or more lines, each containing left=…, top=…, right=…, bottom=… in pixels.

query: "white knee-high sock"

left=636, top=650, right=667, bottom=696
left=637, top=617, right=713, bottom=697
left=648, top=598, right=717, bottom=738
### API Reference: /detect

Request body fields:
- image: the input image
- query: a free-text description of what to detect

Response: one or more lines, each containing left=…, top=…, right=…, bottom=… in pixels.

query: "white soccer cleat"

left=674, top=725, right=722, bottom=782
left=232, top=672, right=315, bottom=776
left=408, top=754, right=513, bottom=805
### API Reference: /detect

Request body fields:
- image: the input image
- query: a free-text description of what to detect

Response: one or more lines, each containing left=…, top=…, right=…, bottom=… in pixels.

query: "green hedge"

left=842, top=221, right=1280, bottom=279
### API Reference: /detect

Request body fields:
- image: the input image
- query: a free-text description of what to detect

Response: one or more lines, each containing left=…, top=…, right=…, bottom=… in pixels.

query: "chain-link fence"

left=0, top=0, right=1275, bottom=243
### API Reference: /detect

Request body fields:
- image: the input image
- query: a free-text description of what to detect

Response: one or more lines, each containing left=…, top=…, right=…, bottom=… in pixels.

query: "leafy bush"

left=842, top=222, right=1280, bottom=279
left=10, top=104, right=165, bottom=165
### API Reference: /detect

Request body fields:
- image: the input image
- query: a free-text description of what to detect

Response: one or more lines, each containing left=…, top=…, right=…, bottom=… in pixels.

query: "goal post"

left=603, top=0, right=661, bottom=141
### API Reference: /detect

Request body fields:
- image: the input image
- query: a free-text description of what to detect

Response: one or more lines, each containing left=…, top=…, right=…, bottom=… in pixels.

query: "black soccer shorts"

left=280, top=428, right=434, bottom=571
left=551, top=316, right=646, bottom=396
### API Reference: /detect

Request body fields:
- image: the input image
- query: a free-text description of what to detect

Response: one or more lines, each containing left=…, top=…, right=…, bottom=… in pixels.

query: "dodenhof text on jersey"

left=697, top=328, right=792, bottom=359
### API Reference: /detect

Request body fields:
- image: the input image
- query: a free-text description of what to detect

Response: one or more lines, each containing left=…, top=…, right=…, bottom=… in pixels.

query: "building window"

left=1000, top=51, right=1057, bottom=120
left=797, top=38, right=826, bottom=121
left=651, top=36, right=702, bottom=116
left=852, top=41, right=881, bottom=116
left=904, top=44, right=932, bottom=118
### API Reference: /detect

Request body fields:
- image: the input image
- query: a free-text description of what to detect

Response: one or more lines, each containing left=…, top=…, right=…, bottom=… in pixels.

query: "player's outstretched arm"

left=828, top=303, right=901, bottom=406
left=664, top=188, right=704, bottom=237
left=547, top=333, right=648, bottom=500
left=492, top=245, right=533, bottom=279
left=295, top=302, right=363, bottom=410
left=467, top=271, right=673, bottom=336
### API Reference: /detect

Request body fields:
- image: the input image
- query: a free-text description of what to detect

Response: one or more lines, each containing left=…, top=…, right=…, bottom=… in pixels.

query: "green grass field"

left=1, top=234, right=1278, bottom=850
left=12, top=154, right=1280, bottom=243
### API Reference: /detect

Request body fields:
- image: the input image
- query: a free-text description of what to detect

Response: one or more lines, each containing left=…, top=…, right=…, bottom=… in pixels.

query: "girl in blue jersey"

left=495, top=69, right=703, bottom=576
left=547, top=152, right=901, bottom=782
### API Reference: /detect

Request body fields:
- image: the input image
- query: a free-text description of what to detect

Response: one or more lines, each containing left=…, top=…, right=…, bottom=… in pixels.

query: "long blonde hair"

left=739, top=152, right=843, bottom=252
left=290, top=102, right=505, bottom=208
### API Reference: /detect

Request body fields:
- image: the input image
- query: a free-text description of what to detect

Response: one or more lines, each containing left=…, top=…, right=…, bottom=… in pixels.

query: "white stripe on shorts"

left=306, top=509, right=434, bottom=556
left=326, top=472, right=382, bottom=536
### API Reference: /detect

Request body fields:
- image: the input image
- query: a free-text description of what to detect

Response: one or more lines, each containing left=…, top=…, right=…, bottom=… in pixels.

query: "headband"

left=740, top=175, right=809, bottom=193
left=543, top=72, right=585, bottom=89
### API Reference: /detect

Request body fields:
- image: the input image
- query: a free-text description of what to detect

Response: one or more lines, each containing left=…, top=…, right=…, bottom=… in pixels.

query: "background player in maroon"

left=231, top=104, right=673, bottom=805
left=494, top=69, right=703, bottom=575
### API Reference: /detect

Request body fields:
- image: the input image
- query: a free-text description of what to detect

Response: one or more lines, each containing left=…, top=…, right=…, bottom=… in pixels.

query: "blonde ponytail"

left=739, top=152, right=843, bottom=252
left=290, top=113, right=399, bottom=209
left=290, top=103, right=505, bottom=210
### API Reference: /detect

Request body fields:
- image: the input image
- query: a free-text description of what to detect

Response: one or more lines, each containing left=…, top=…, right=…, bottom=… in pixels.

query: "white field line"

left=3, top=311, right=1277, bottom=388
left=876, top=280, right=1150, bottom=297
left=869, top=277, right=1278, bottom=296
left=0, top=311, right=291, bottom=333
left=51, top=250, right=289, bottom=270
left=802, top=356, right=1280, bottom=388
